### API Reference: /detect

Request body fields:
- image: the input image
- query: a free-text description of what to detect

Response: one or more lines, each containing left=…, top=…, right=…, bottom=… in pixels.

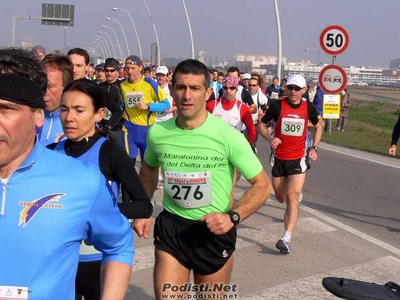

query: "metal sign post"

left=319, top=25, right=350, bottom=135
left=12, top=4, right=74, bottom=48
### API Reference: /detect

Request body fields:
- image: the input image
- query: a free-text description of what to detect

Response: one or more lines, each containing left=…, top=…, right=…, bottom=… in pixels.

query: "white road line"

left=300, top=204, right=400, bottom=256
left=321, top=146, right=400, bottom=169
left=241, top=256, right=400, bottom=299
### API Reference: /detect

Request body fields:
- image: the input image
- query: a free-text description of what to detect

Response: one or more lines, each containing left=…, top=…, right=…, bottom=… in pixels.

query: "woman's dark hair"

left=62, top=78, right=105, bottom=112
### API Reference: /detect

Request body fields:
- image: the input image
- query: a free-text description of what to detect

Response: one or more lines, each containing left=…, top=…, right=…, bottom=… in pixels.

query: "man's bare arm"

left=133, top=161, right=159, bottom=238
left=101, top=261, right=132, bottom=300
left=201, top=169, right=272, bottom=234
left=232, top=169, right=272, bottom=221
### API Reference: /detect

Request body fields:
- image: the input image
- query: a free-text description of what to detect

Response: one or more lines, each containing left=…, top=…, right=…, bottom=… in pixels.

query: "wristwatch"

left=227, top=210, right=240, bottom=226
left=312, top=146, right=318, bottom=152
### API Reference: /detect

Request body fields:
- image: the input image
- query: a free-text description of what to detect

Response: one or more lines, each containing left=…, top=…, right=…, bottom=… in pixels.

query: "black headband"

left=0, top=73, right=45, bottom=108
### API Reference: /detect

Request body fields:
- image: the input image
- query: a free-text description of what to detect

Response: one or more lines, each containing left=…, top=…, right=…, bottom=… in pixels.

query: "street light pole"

left=102, top=25, right=123, bottom=60
left=93, top=41, right=106, bottom=58
left=99, top=31, right=116, bottom=58
left=305, top=47, right=320, bottom=66
left=112, top=7, right=142, bottom=59
left=106, top=17, right=130, bottom=56
left=93, top=42, right=105, bottom=58
left=114, top=44, right=125, bottom=60
left=12, top=15, right=71, bottom=47
left=181, top=0, right=194, bottom=59
left=96, top=35, right=111, bottom=57
left=142, top=0, right=161, bottom=65
left=95, top=38, right=109, bottom=57
left=273, top=0, right=282, bottom=82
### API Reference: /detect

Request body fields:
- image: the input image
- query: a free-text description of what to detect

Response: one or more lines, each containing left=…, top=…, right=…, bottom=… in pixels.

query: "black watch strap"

left=227, top=210, right=240, bottom=226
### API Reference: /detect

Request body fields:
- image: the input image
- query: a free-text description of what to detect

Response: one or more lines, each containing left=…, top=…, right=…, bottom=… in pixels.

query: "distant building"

left=228, top=53, right=287, bottom=74
left=161, top=57, right=184, bottom=68
left=142, top=59, right=152, bottom=67
left=198, top=50, right=205, bottom=64
left=390, top=58, right=400, bottom=70
left=151, top=43, right=158, bottom=66
left=284, top=61, right=399, bottom=83
left=20, top=36, right=33, bottom=49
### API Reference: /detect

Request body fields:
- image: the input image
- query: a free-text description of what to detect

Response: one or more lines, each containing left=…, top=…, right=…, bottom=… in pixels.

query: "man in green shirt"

left=135, top=59, right=272, bottom=299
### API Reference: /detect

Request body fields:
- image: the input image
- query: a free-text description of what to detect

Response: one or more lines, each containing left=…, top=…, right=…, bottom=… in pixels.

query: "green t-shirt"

left=144, top=113, right=263, bottom=220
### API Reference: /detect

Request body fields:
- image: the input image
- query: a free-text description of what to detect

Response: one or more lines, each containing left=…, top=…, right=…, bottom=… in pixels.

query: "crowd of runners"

left=0, top=44, right=328, bottom=300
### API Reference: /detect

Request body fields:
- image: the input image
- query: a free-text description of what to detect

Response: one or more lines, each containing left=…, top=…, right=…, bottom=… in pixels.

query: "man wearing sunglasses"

left=206, top=75, right=256, bottom=146
left=258, top=74, right=323, bottom=254
left=99, top=58, right=125, bottom=144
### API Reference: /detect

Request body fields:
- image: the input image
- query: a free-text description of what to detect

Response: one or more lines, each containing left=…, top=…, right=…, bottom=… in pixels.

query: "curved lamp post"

left=112, top=7, right=142, bottom=59
left=113, top=43, right=125, bottom=59
left=99, top=30, right=116, bottom=58
left=273, top=0, right=282, bottom=81
left=96, top=35, right=111, bottom=57
left=106, top=17, right=130, bottom=56
left=181, top=0, right=194, bottom=59
left=142, top=0, right=160, bottom=65
left=93, top=41, right=105, bottom=58
left=102, top=25, right=123, bottom=60
left=95, top=38, right=109, bottom=58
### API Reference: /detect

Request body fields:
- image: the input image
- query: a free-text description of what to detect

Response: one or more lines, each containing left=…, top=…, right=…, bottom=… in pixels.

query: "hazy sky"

left=2, top=0, right=399, bottom=68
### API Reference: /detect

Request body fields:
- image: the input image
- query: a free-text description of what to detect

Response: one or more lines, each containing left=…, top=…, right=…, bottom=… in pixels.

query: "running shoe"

left=276, top=238, right=291, bottom=254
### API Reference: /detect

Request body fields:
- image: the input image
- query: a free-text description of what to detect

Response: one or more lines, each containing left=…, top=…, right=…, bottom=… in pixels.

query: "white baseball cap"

left=242, top=73, right=251, bottom=80
left=287, top=74, right=306, bottom=88
left=156, top=66, right=168, bottom=75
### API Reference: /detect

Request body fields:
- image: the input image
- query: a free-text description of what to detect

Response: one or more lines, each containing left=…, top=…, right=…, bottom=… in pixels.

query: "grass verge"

left=320, top=98, right=400, bottom=156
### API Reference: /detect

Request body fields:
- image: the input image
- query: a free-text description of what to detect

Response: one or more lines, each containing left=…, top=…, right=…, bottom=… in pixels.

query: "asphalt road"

left=126, top=137, right=400, bottom=299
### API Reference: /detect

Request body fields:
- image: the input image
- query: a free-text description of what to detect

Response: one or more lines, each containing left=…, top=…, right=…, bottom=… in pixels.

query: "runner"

left=99, top=57, right=125, bottom=145
left=206, top=75, right=256, bottom=145
left=155, top=66, right=177, bottom=189
left=137, top=59, right=272, bottom=299
left=49, top=78, right=152, bottom=300
left=248, top=76, right=268, bottom=152
left=0, top=47, right=133, bottom=300
left=258, top=74, right=323, bottom=254
left=120, top=55, right=170, bottom=162
left=389, top=115, right=400, bottom=156
left=68, top=48, right=90, bottom=80
left=36, top=54, right=73, bottom=145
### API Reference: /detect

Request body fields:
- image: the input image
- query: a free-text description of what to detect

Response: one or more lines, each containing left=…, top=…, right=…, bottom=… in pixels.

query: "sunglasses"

left=287, top=85, right=303, bottom=91
left=223, top=86, right=236, bottom=91
left=105, top=69, right=116, bottom=73
left=248, top=84, right=258, bottom=87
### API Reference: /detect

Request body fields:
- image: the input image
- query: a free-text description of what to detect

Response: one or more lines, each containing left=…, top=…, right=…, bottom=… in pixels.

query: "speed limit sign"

left=320, top=25, right=350, bottom=56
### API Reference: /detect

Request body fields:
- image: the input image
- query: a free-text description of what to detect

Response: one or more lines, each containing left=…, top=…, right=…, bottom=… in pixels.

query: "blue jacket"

left=0, top=141, right=134, bottom=300
left=54, top=137, right=120, bottom=262
left=36, top=109, right=65, bottom=145
left=313, top=86, right=324, bottom=111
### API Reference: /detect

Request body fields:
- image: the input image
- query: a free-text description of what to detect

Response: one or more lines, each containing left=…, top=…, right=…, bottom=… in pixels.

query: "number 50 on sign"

left=320, top=25, right=350, bottom=56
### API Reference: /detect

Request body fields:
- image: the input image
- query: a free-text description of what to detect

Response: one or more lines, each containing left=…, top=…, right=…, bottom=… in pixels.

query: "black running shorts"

left=75, top=260, right=101, bottom=300
left=272, top=156, right=308, bottom=177
left=154, top=209, right=236, bottom=275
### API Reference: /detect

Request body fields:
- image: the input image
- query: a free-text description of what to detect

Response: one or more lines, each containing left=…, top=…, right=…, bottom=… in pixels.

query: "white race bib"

left=164, top=171, right=212, bottom=208
left=281, top=117, right=305, bottom=136
left=0, top=286, right=29, bottom=299
left=271, top=92, right=279, bottom=99
left=125, top=92, right=144, bottom=108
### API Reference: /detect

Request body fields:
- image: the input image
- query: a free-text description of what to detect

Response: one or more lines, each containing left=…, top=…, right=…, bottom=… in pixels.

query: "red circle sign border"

left=319, top=25, right=350, bottom=56
left=318, top=65, right=348, bottom=94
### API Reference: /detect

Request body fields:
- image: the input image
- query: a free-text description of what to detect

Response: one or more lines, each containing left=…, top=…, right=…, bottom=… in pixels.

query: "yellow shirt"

left=121, top=76, right=167, bottom=126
